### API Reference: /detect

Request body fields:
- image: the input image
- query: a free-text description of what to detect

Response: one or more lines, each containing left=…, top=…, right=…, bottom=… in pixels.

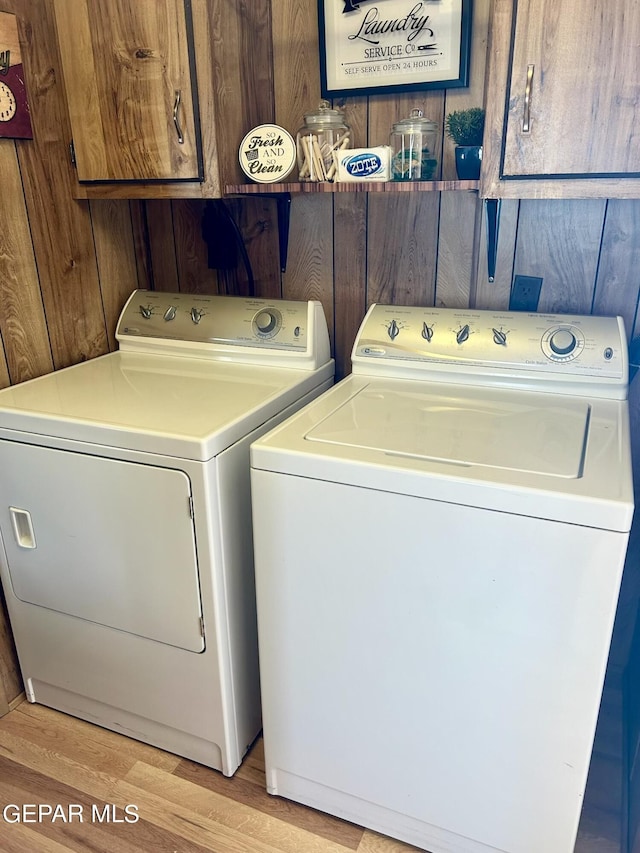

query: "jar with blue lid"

left=390, top=109, right=438, bottom=181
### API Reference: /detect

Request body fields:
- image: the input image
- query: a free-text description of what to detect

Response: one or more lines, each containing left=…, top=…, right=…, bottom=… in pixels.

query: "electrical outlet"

left=509, top=275, right=543, bottom=312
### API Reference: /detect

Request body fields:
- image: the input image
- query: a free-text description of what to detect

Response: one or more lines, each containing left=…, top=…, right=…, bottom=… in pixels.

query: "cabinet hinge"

left=69, top=139, right=76, bottom=167
left=199, top=616, right=205, bottom=638
left=188, top=496, right=194, bottom=519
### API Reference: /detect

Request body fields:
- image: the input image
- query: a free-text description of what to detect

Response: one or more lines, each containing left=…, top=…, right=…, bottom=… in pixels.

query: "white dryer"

left=251, top=305, right=634, bottom=852
left=0, top=289, right=333, bottom=776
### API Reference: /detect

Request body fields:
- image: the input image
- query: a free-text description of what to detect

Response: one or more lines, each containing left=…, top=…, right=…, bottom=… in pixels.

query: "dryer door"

left=0, top=441, right=204, bottom=652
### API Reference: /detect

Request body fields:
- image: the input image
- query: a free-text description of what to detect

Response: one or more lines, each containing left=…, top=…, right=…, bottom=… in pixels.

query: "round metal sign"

left=238, top=124, right=296, bottom=183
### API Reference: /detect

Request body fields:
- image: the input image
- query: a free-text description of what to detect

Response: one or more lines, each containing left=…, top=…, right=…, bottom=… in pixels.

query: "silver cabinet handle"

left=522, top=64, right=534, bottom=133
left=9, top=507, right=37, bottom=549
left=173, top=90, right=184, bottom=144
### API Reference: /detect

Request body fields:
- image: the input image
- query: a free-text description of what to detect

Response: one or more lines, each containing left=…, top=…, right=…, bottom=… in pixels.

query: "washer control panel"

left=352, top=305, right=629, bottom=397
left=114, top=290, right=332, bottom=370
left=117, top=291, right=309, bottom=350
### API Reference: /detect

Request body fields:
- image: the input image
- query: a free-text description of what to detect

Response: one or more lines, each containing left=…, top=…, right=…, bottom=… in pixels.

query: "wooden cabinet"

left=481, top=0, right=640, bottom=199
left=55, top=0, right=200, bottom=184
left=53, top=0, right=274, bottom=199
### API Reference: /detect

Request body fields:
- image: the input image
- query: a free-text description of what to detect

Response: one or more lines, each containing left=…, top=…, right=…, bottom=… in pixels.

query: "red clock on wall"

left=0, top=11, right=33, bottom=139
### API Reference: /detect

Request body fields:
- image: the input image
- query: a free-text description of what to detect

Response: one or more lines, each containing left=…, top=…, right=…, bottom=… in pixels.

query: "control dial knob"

left=549, top=328, right=577, bottom=355
left=493, top=328, right=507, bottom=346
left=388, top=319, right=400, bottom=341
left=190, top=307, right=204, bottom=324
left=255, top=311, right=277, bottom=334
left=164, top=306, right=177, bottom=321
left=139, top=305, right=152, bottom=319
left=422, top=322, right=434, bottom=342
left=456, top=324, right=470, bottom=344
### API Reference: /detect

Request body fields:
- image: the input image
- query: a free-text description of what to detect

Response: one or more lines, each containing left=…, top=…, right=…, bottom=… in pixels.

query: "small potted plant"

left=445, top=107, right=485, bottom=180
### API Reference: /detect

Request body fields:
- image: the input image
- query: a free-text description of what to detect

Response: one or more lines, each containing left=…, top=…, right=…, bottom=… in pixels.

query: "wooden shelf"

left=225, top=180, right=479, bottom=194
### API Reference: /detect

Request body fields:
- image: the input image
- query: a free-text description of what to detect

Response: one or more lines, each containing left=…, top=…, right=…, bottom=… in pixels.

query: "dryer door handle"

left=9, top=507, right=37, bottom=549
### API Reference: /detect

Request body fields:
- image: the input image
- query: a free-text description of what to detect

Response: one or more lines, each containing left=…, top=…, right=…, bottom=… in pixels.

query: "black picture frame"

left=318, top=0, right=472, bottom=99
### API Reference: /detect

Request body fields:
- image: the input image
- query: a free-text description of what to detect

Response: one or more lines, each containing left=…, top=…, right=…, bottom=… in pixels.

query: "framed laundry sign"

left=0, top=11, right=33, bottom=139
left=318, top=0, right=472, bottom=98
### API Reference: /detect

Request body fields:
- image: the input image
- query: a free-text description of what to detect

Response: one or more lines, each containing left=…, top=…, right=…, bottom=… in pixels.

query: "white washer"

left=0, top=289, right=333, bottom=776
left=251, top=305, right=634, bottom=853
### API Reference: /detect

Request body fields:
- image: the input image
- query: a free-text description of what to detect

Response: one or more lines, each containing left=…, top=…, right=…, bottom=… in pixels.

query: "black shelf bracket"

left=485, top=199, right=501, bottom=282
left=254, top=192, right=292, bottom=273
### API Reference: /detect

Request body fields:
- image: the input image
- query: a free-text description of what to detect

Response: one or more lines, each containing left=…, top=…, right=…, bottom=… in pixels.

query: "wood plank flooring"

left=0, top=686, right=624, bottom=853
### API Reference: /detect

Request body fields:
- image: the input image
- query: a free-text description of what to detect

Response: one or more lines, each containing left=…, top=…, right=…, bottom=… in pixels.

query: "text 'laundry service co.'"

left=324, top=0, right=465, bottom=89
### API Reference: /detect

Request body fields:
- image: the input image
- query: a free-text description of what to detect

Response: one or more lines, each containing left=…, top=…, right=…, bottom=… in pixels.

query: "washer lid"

left=251, top=376, right=633, bottom=530
left=306, top=384, right=589, bottom=478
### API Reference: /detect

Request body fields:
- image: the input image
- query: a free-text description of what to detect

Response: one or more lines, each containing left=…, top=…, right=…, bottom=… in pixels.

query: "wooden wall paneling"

left=229, top=197, right=283, bottom=300
left=366, top=96, right=440, bottom=309
left=89, top=200, right=145, bottom=350
left=434, top=192, right=479, bottom=307
left=475, top=200, right=520, bottom=310
left=209, top=0, right=275, bottom=189
left=145, top=201, right=180, bottom=292
left=0, top=341, right=10, bottom=392
left=0, top=674, right=9, bottom=718
left=0, top=589, right=22, bottom=715
left=12, top=0, right=109, bottom=370
left=334, top=192, right=367, bottom=381
left=367, top=193, right=439, bottom=307
left=272, top=0, right=320, bottom=136
left=128, top=201, right=154, bottom=294
left=0, top=142, right=54, bottom=383
left=592, top=201, right=640, bottom=340
left=514, top=200, right=607, bottom=314
left=0, top=226, right=11, bottom=388
left=171, top=200, right=219, bottom=294
left=184, top=2, right=276, bottom=300
left=283, top=195, right=335, bottom=346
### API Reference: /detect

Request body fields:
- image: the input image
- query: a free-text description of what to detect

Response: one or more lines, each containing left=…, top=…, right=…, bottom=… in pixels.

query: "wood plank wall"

left=0, top=0, right=639, bottom=709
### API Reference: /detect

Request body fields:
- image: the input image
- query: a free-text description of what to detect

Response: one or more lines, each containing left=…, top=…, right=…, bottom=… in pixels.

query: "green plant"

left=445, top=107, right=485, bottom=147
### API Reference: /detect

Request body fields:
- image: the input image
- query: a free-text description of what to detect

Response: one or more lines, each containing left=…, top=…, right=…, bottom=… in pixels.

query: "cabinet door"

left=54, top=0, right=202, bottom=182
left=503, top=0, right=640, bottom=178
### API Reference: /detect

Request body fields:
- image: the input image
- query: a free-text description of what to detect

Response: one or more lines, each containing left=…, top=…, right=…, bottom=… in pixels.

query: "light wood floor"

left=0, top=684, right=624, bottom=853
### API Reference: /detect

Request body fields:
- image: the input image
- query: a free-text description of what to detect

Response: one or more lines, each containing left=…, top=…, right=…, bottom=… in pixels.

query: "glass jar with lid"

left=390, top=109, right=438, bottom=181
left=296, top=100, right=351, bottom=182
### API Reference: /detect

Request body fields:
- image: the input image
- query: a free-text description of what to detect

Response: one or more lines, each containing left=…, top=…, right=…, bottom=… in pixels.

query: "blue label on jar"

left=345, top=153, right=383, bottom=177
